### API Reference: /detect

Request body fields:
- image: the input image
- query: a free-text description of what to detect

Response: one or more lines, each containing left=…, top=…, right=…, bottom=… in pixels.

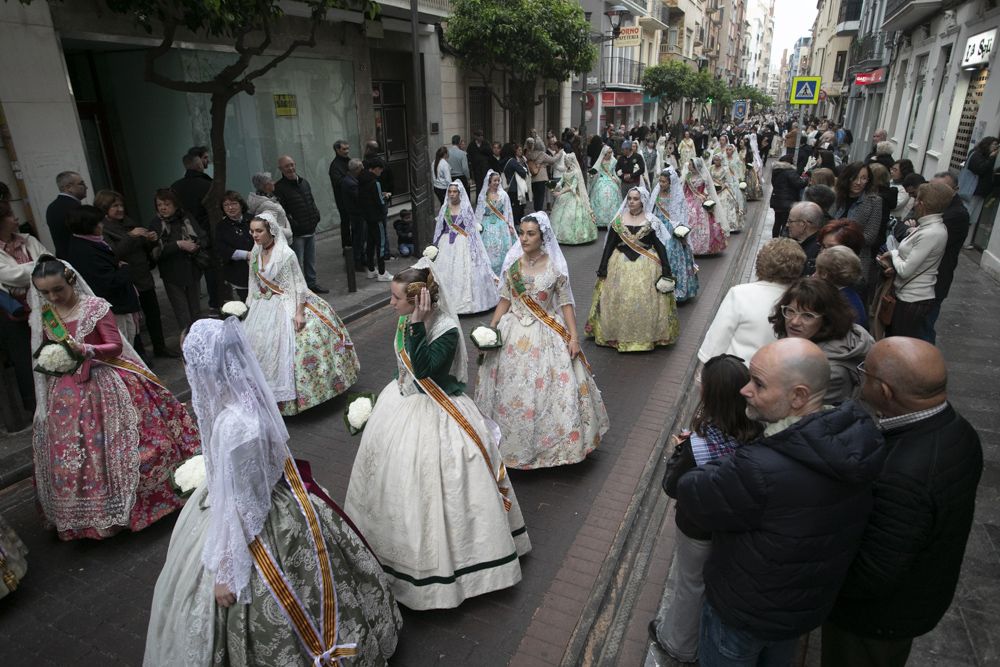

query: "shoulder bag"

left=661, top=433, right=695, bottom=499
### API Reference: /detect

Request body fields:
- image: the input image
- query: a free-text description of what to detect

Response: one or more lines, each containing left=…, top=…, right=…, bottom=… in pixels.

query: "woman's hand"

left=65, top=336, right=87, bottom=358
left=567, top=338, right=581, bottom=359
left=294, top=313, right=306, bottom=332
left=214, top=583, right=236, bottom=608
left=411, top=287, right=432, bottom=323
left=128, top=227, right=147, bottom=238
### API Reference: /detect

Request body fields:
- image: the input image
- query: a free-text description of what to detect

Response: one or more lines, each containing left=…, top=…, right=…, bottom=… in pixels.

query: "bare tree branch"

left=237, top=9, right=322, bottom=91
left=144, top=16, right=220, bottom=93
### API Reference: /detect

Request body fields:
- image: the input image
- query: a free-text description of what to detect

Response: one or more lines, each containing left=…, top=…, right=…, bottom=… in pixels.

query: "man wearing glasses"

left=46, top=171, right=88, bottom=258
left=823, top=337, right=982, bottom=667
left=784, top=201, right=825, bottom=276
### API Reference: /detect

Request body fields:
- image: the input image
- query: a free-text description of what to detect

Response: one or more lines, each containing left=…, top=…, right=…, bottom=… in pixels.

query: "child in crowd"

left=394, top=209, right=415, bottom=257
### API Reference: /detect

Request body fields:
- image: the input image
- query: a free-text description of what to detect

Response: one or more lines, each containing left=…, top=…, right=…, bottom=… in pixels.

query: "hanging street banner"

left=613, top=26, right=641, bottom=48
left=732, top=99, right=749, bottom=120
left=789, top=76, right=822, bottom=105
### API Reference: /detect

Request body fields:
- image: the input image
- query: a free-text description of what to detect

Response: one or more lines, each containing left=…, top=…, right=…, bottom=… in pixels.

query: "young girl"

left=651, top=354, right=763, bottom=662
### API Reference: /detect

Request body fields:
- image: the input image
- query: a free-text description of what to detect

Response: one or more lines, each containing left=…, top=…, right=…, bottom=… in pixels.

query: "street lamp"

left=579, top=6, right=632, bottom=138
left=605, top=5, right=629, bottom=39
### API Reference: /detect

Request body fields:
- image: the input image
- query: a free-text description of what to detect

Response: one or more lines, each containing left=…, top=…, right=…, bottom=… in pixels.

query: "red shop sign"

left=855, top=68, right=886, bottom=86
left=600, top=91, right=644, bottom=106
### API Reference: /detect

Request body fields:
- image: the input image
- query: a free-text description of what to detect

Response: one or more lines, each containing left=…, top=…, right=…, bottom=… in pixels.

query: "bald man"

left=678, top=338, right=885, bottom=666
left=823, top=338, right=982, bottom=667
left=785, top=201, right=825, bottom=275
left=273, top=155, right=328, bottom=294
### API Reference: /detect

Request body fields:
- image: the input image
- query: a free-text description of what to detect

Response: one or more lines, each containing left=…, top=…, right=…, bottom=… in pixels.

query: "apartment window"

left=668, top=27, right=679, bottom=49
left=686, top=28, right=693, bottom=56
left=833, top=51, right=847, bottom=81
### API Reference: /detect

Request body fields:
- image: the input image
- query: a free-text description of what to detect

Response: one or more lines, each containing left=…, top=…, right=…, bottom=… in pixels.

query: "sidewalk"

left=0, top=228, right=408, bottom=489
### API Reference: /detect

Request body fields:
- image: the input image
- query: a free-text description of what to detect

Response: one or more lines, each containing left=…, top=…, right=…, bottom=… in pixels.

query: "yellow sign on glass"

left=274, top=94, right=298, bottom=117
left=789, top=76, right=821, bottom=105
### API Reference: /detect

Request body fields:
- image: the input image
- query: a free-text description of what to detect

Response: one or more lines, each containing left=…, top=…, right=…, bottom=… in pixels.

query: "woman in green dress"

left=550, top=153, right=598, bottom=245
left=586, top=186, right=680, bottom=352
left=145, top=317, right=400, bottom=666
left=588, top=145, right=623, bottom=229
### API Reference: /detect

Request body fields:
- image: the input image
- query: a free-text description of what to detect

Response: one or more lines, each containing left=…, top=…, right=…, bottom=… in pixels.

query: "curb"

left=560, top=181, right=771, bottom=666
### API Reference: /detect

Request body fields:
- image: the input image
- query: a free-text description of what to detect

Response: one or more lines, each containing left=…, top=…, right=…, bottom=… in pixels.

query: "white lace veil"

left=561, top=154, right=593, bottom=214
left=183, top=316, right=290, bottom=603
left=646, top=167, right=688, bottom=232
left=249, top=209, right=295, bottom=267
left=749, top=133, right=763, bottom=174
left=435, top=179, right=475, bottom=232
left=434, top=179, right=496, bottom=279
left=616, top=185, right=671, bottom=248
left=499, top=211, right=575, bottom=306
left=405, top=256, right=470, bottom=384
left=595, top=145, right=616, bottom=179
left=473, top=169, right=515, bottom=235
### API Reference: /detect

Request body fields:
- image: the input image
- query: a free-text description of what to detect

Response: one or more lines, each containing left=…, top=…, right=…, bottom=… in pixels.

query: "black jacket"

left=341, top=174, right=363, bottom=220
left=677, top=401, right=886, bottom=640
left=46, top=194, right=80, bottom=258
left=170, top=170, right=213, bottom=230
left=150, top=212, right=207, bottom=287
left=102, top=216, right=157, bottom=292
left=769, top=162, right=806, bottom=212
left=358, top=171, right=384, bottom=224
left=615, top=153, right=644, bottom=188
left=328, top=154, right=351, bottom=208
left=274, top=175, right=321, bottom=237
left=799, top=233, right=821, bottom=276
left=829, top=404, right=982, bottom=640
left=935, top=194, right=970, bottom=301
left=214, top=215, right=253, bottom=288
left=469, top=140, right=492, bottom=187
left=967, top=149, right=996, bottom=197
left=64, top=235, right=140, bottom=315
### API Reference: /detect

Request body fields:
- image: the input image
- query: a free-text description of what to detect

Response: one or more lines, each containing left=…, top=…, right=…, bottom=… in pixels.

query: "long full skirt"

left=435, top=234, right=500, bottom=314
left=718, top=188, right=744, bottom=233
left=36, top=365, right=200, bottom=540
left=588, top=175, right=622, bottom=229
left=585, top=253, right=680, bottom=352
left=475, top=315, right=609, bottom=469
left=144, top=482, right=401, bottom=666
left=745, top=168, right=763, bottom=201
left=480, top=215, right=515, bottom=276
left=279, top=297, right=360, bottom=416
left=345, top=383, right=531, bottom=610
left=550, top=192, right=598, bottom=245
left=686, top=198, right=727, bottom=256
left=665, top=234, right=700, bottom=302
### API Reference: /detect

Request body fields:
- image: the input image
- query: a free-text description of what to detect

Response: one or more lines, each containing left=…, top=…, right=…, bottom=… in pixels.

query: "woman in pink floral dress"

left=29, top=256, right=200, bottom=540
left=682, top=157, right=727, bottom=256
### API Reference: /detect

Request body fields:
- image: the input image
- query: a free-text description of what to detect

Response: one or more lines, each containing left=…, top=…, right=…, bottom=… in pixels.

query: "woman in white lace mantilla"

left=475, top=212, right=609, bottom=469
left=243, top=211, right=359, bottom=416
left=432, top=180, right=500, bottom=314
left=472, top=169, right=517, bottom=276
left=145, top=317, right=400, bottom=666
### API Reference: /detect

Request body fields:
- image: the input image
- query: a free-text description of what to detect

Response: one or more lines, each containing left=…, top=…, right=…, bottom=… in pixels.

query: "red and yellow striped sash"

left=101, top=357, right=165, bottom=388
left=249, top=458, right=357, bottom=666
left=396, top=327, right=511, bottom=511
left=485, top=198, right=505, bottom=221
left=256, top=269, right=351, bottom=346
left=445, top=209, right=468, bottom=237
left=518, top=293, right=593, bottom=374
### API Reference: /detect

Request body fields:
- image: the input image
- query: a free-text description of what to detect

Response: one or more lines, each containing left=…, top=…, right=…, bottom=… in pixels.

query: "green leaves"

left=642, top=61, right=695, bottom=103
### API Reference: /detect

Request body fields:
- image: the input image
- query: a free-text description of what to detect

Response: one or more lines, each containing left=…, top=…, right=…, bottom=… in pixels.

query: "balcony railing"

left=603, top=56, right=645, bottom=88
left=849, top=31, right=893, bottom=71
left=882, top=0, right=942, bottom=32
left=837, top=0, right=862, bottom=24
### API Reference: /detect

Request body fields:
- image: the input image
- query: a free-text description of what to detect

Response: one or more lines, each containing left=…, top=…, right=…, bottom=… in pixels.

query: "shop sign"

left=962, top=29, right=996, bottom=69
left=601, top=91, right=643, bottom=106
left=273, top=94, right=297, bottom=117
left=613, top=26, right=641, bottom=49
left=855, top=68, right=886, bottom=85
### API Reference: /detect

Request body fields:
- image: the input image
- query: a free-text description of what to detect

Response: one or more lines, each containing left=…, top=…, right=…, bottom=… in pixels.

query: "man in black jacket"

left=770, top=156, right=806, bottom=237
left=468, top=130, right=492, bottom=196
left=341, top=159, right=366, bottom=270
left=327, top=139, right=352, bottom=249
left=46, top=171, right=87, bottom=258
left=615, top=141, right=644, bottom=197
left=924, top=173, right=970, bottom=342
left=824, top=338, right=982, bottom=667
left=358, top=159, right=391, bottom=282
left=274, top=155, right=328, bottom=294
left=171, top=147, right=222, bottom=309
left=678, top=338, right=886, bottom=666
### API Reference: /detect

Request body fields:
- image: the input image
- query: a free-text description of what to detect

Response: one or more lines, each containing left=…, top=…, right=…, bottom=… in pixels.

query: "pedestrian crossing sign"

left=789, top=76, right=821, bottom=105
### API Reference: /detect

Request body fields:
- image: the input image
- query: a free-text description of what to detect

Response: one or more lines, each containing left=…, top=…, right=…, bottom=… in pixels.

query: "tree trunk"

left=204, top=91, right=232, bottom=233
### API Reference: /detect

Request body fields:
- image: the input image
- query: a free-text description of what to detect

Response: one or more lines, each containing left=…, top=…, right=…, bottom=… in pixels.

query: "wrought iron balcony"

left=639, top=4, right=671, bottom=29
left=882, top=0, right=942, bottom=33
left=603, top=56, right=646, bottom=89
left=849, top=31, right=893, bottom=71
left=835, top=0, right=862, bottom=35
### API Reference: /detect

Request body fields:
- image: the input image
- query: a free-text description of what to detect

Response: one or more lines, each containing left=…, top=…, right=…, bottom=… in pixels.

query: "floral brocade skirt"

left=585, top=252, right=680, bottom=352
left=550, top=193, right=598, bottom=245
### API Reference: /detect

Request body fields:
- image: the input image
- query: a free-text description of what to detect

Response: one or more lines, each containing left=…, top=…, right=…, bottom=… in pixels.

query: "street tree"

left=686, top=69, right=716, bottom=117
left=732, top=85, right=775, bottom=113
left=642, top=60, right=694, bottom=122
left=446, top=0, right=596, bottom=139
left=21, top=0, right=377, bottom=227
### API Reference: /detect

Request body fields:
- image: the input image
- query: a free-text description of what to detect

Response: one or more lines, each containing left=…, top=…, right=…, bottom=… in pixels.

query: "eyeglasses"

left=857, top=360, right=887, bottom=384
left=781, top=305, right=821, bottom=322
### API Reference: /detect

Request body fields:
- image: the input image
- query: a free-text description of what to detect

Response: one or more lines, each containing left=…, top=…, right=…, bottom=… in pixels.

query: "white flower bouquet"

left=422, top=245, right=439, bottom=261
left=469, top=325, right=502, bottom=350
left=673, top=224, right=691, bottom=240
left=221, top=300, right=248, bottom=320
left=702, top=199, right=716, bottom=211
left=344, top=392, right=377, bottom=435
left=739, top=182, right=747, bottom=190
left=632, top=163, right=640, bottom=174
left=477, top=223, right=484, bottom=233
left=32, top=340, right=84, bottom=378
left=170, top=454, right=206, bottom=498
left=655, top=277, right=676, bottom=294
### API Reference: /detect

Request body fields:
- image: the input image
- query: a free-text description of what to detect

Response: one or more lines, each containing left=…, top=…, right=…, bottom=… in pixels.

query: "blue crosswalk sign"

left=789, top=76, right=821, bottom=105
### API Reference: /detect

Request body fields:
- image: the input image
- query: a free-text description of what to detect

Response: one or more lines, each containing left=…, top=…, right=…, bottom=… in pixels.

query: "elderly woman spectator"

left=808, top=168, right=837, bottom=189
left=0, top=201, right=48, bottom=412
left=819, top=218, right=865, bottom=256
left=769, top=278, right=874, bottom=404
left=65, top=204, right=142, bottom=346
left=215, top=190, right=254, bottom=302
left=149, top=188, right=207, bottom=332
left=870, top=140, right=895, bottom=170
left=868, top=162, right=898, bottom=240
left=816, top=245, right=866, bottom=327
left=698, top=238, right=806, bottom=364
left=831, top=162, right=883, bottom=295
left=805, top=184, right=836, bottom=221
left=246, top=172, right=292, bottom=242
left=94, top=189, right=174, bottom=358
left=876, top=182, right=951, bottom=342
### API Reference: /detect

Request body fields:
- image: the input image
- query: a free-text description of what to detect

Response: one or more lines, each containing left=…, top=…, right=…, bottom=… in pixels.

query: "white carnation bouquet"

left=344, top=392, right=377, bottom=435
left=655, top=277, right=676, bottom=294
left=673, top=225, right=691, bottom=240
left=702, top=199, right=716, bottom=211
left=739, top=182, right=747, bottom=190
left=32, top=340, right=84, bottom=378
left=170, top=454, right=206, bottom=498
left=469, top=325, right=502, bottom=350
left=477, top=223, right=484, bottom=233
left=422, top=245, right=439, bottom=261
left=221, top=300, right=248, bottom=320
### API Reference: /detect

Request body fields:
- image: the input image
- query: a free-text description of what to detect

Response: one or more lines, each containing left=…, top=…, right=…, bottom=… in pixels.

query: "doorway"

left=372, top=80, right=410, bottom=203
